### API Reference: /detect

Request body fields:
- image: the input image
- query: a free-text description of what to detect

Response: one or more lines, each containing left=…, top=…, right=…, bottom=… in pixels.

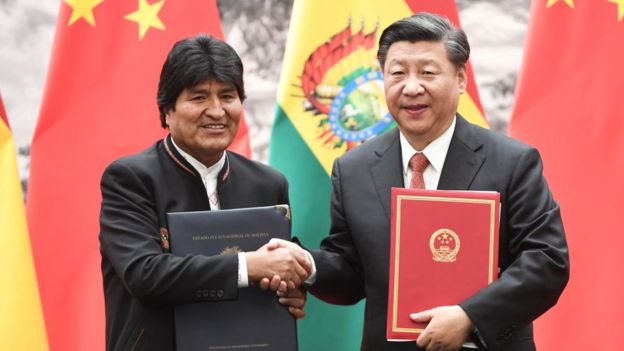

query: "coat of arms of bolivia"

left=296, top=21, right=395, bottom=152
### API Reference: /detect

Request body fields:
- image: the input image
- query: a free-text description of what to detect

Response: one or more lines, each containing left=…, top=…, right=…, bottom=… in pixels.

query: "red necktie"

left=409, top=153, right=429, bottom=189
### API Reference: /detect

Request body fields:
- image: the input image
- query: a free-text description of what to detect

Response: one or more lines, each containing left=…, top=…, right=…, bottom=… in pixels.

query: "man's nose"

left=202, top=98, right=226, bottom=118
left=402, top=76, right=424, bottom=96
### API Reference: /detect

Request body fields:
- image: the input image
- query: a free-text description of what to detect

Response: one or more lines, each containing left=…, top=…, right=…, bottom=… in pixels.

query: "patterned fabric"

left=409, top=153, right=429, bottom=189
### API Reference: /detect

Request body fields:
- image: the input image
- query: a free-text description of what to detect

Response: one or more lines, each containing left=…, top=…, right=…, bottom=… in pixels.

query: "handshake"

left=246, top=238, right=312, bottom=319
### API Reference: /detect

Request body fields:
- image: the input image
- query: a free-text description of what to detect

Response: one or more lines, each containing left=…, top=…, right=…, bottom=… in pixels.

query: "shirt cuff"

left=238, top=252, right=249, bottom=288
left=304, top=251, right=317, bottom=285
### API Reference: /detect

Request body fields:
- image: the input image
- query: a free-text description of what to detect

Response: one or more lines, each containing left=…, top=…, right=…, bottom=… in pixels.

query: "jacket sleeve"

left=460, top=147, right=570, bottom=349
left=99, top=160, right=239, bottom=304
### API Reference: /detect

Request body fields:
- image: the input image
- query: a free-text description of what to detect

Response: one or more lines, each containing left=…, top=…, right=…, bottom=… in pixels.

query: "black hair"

left=157, top=34, right=245, bottom=128
left=377, top=12, right=470, bottom=70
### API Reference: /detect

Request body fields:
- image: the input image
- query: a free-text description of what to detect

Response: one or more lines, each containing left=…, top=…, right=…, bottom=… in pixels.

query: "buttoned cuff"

left=238, top=252, right=249, bottom=288
left=304, top=250, right=317, bottom=286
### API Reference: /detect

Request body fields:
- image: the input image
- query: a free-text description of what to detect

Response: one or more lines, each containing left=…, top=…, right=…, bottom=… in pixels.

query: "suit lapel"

left=369, top=128, right=404, bottom=219
left=438, top=116, right=486, bottom=190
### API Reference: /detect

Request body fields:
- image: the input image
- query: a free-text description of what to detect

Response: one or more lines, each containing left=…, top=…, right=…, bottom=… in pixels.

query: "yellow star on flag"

left=607, top=0, right=624, bottom=20
left=124, top=0, right=166, bottom=40
left=65, top=0, right=104, bottom=26
left=547, top=0, right=574, bottom=8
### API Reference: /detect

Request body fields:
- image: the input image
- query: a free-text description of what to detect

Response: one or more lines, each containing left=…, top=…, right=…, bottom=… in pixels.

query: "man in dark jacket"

left=99, top=34, right=308, bottom=351
left=271, top=13, right=569, bottom=351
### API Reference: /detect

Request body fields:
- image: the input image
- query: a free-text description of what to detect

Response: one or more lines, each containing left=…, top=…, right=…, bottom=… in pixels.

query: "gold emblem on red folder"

left=429, top=228, right=460, bottom=262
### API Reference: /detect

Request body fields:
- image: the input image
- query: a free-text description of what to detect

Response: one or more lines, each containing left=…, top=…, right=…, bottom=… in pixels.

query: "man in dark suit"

left=99, top=35, right=308, bottom=351
left=272, top=12, right=569, bottom=351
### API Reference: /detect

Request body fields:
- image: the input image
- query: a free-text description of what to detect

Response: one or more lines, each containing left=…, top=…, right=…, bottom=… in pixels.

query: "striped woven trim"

left=163, top=136, right=195, bottom=176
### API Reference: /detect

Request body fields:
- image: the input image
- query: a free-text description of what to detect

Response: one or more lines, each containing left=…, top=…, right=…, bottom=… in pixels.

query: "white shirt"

left=170, top=139, right=249, bottom=287
left=400, top=117, right=456, bottom=190
left=171, top=140, right=226, bottom=209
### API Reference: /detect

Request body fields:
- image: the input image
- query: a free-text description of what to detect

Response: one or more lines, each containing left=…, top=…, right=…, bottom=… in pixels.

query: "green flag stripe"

left=270, top=105, right=364, bottom=350
left=269, top=106, right=332, bottom=247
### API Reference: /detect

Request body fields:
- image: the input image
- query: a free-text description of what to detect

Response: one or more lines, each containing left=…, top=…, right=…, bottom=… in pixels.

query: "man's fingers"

left=293, top=261, right=309, bottom=281
left=248, top=245, right=311, bottom=287
left=289, top=271, right=302, bottom=287
left=413, top=309, right=434, bottom=348
left=269, top=275, right=282, bottom=291
left=288, top=306, right=305, bottom=319
left=259, top=277, right=270, bottom=290
left=287, top=280, right=296, bottom=291
left=265, top=241, right=279, bottom=250
left=268, top=238, right=289, bottom=248
left=285, top=287, right=305, bottom=298
left=278, top=287, right=307, bottom=319
left=295, top=252, right=312, bottom=273
left=413, top=306, right=472, bottom=350
left=279, top=297, right=305, bottom=308
left=268, top=239, right=312, bottom=274
left=416, top=332, right=430, bottom=348
left=410, top=309, right=434, bottom=323
left=277, top=280, right=288, bottom=293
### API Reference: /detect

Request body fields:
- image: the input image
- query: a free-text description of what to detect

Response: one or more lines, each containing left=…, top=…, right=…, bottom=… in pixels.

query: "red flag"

left=510, top=0, right=624, bottom=349
left=27, top=1, right=249, bottom=350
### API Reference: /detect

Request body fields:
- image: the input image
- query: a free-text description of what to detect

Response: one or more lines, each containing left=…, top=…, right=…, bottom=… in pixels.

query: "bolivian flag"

left=270, top=1, right=485, bottom=349
left=0, top=93, right=48, bottom=350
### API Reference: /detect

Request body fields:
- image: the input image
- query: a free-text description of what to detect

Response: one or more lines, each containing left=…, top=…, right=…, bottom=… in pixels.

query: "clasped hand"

left=246, top=238, right=311, bottom=319
left=246, top=239, right=311, bottom=289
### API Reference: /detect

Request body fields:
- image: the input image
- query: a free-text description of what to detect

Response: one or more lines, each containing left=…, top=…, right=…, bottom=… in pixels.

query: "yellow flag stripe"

left=459, top=93, right=487, bottom=128
left=0, top=119, right=49, bottom=351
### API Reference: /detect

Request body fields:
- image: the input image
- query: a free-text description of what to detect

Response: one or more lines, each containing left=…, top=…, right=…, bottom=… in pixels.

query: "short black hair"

left=377, top=12, right=470, bottom=70
left=157, top=34, right=245, bottom=128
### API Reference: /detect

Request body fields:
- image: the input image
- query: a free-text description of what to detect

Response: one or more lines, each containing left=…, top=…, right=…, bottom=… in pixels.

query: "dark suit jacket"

left=310, top=116, right=569, bottom=351
left=99, top=135, right=289, bottom=351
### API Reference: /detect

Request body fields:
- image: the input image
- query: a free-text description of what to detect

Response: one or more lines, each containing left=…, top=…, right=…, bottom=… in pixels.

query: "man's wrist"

left=303, top=251, right=317, bottom=286
left=237, top=252, right=249, bottom=288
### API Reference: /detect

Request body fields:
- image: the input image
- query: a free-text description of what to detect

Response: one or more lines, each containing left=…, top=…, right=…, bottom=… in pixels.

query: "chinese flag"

left=510, top=0, right=624, bottom=349
left=27, top=1, right=249, bottom=350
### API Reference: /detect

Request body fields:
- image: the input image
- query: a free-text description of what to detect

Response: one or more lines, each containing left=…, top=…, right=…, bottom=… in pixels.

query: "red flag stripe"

left=0, top=94, right=8, bottom=127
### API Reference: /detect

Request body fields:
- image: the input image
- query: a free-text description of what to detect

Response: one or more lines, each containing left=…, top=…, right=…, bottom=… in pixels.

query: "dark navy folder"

left=167, top=205, right=297, bottom=351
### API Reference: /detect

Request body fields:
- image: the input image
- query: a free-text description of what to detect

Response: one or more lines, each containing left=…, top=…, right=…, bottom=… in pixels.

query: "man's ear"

left=164, top=107, right=173, bottom=127
left=457, top=66, right=467, bottom=94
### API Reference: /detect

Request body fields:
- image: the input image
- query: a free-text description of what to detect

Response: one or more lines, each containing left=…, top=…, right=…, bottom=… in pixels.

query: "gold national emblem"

left=429, top=228, right=460, bottom=262
left=220, top=246, right=241, bottom=255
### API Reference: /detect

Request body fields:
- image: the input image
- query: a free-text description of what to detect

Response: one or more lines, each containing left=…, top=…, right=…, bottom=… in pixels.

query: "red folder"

left=387, top=188, right=500, bottom=340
